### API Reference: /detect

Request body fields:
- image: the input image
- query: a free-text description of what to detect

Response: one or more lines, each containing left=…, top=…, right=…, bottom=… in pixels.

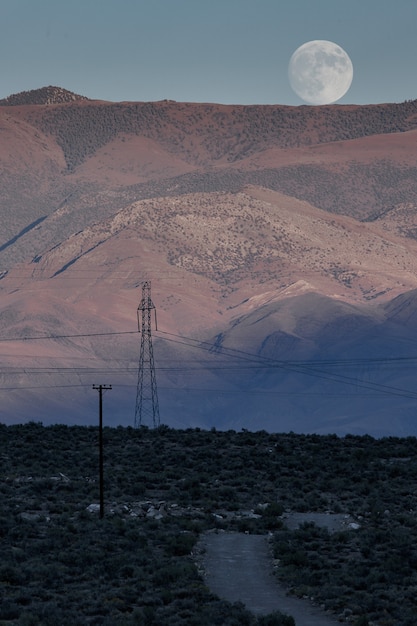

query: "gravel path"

left=199, top=531, right=340, bottom=626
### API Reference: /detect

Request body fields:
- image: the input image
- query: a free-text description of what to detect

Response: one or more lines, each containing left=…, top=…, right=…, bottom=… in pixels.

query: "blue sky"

left=1, top=0, right=416, bottom=105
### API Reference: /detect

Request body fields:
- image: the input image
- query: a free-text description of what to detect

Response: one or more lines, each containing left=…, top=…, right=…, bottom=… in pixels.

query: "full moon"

left=288, top=40, right=353, bottom=105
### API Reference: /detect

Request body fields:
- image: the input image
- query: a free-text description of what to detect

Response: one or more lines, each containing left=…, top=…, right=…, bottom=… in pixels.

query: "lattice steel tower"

left=134, top=281, right=160, bottom=428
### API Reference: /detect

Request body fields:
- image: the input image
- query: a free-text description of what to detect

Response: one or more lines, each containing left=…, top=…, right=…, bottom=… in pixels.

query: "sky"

left=0, top=0, right=416, bottom=106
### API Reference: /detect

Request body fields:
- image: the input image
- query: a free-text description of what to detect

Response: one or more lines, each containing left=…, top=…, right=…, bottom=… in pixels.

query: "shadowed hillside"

left=11, top=97, right=417, bottom=170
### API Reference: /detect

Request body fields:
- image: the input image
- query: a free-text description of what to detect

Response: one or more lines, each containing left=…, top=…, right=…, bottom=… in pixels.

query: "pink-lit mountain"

left=2, top=87, right=417, bottom=435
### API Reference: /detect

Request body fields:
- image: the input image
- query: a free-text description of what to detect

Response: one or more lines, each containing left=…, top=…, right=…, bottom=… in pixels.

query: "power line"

left=0, top=381, right=407, bottom=397
left=0, top=383, right=95, bottom=391
left=1, top=326, right=417, bottom=401
left=0, top=330, right=138, bottom=342
left=1, top=325, right=417, bottom=367
left=1, top=360, right=417, bottom=375
left=155, top=330, right=417, bottom=400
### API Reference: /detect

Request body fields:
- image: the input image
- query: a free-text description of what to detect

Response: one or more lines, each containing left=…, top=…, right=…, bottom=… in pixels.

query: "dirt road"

left=199, top=531, right=340, bottom=626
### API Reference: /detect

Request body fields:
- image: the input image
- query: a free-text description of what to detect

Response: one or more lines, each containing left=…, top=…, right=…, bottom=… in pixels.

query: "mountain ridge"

left=2, top=92, right=417, bottom=269
left=6, top=94, right=417, bottom=170
left=0, top=85, right=90, bottom=106
left=2, top=92, right=417, bottom=434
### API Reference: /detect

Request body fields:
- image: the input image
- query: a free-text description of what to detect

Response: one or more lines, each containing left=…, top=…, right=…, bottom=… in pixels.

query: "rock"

left=19, top=512, right=41, bottom=522
left=86, top=503, right=100, bottom=513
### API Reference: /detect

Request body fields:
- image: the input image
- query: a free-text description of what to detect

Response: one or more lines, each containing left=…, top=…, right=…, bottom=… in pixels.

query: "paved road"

left=200, top=532, right=340, bottom=626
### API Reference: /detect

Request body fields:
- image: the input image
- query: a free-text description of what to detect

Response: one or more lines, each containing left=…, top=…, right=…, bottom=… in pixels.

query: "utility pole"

left=134, top=281, right=160, bottom=428
left=92, top=384, right=112, bottom=518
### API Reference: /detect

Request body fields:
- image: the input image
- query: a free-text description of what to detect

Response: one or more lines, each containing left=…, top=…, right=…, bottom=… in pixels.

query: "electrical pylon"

left=134, top=281, right=160, bottom=428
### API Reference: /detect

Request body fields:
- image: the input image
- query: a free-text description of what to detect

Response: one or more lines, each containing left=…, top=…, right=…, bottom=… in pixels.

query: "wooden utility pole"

left=92, top=384, right=112, bottom=518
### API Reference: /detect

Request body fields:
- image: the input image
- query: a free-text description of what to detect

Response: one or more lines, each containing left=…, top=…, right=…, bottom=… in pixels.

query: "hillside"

left=0, top=86, right=90, bottom=106
left=2, top=89, right=417, bottom=433
left=2, top=92, right=417, bottom=268
left=11, top=96, right=417, bottom=170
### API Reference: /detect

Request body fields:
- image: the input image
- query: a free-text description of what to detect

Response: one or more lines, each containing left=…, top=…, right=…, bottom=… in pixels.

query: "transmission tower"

left=134, top=281, right=160, bottom=428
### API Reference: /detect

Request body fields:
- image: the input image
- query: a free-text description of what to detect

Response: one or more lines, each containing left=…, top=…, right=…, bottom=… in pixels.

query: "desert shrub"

left=164, top=532, right=197, bottom=556
left=258, top=613, right=295, bottom=626
left=1, top=425, right=417, bottom=623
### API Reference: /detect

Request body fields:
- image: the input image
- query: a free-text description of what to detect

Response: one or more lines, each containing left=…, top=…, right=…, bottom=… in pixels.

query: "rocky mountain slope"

left=2, top=88, right=417, bottom=434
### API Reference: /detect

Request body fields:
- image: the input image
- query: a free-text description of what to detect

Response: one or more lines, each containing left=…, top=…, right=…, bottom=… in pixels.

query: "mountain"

left=2, top=88, right=417, bottom=435
left=0, top=85, right=89, bottom=106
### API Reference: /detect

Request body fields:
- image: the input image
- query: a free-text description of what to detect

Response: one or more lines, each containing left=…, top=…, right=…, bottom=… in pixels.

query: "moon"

left=288, top=40, right=353, bottom=105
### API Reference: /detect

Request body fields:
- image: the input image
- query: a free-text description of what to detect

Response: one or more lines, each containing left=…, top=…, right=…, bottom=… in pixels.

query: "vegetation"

left=1, top=423, right=417, bottom=624
left=0, top=86, right=89, bottom=106
left=19, top=98, right=417, bottom=171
